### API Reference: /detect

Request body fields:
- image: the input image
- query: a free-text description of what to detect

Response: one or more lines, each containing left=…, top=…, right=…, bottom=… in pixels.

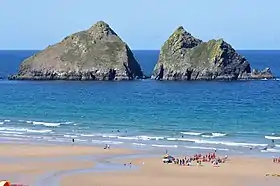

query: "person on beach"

left=104, top=144, right=110, bottom=149
left=224, top=154, right=228, bottom=160
left=72, top=138, right=75, bottom=144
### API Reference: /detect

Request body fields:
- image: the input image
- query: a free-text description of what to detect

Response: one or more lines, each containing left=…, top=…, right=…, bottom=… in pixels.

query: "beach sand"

left=0, top=143, right=132, bottom=157
left=0, top=160, right=94, bottom=184
left=0, top=143, right=133, bottom=185
left=61, top=156, right=280, bottom=186
left=1, top=143, right=280, bottom=186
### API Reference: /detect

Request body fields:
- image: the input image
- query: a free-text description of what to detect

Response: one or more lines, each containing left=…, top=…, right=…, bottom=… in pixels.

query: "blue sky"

left=1, top=0, right=279, bottom=50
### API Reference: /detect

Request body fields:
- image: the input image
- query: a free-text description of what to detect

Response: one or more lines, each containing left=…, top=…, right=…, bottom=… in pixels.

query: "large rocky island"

left=9, top=21, right=144, bottom=80
left=152, top=26, right=274, bottom=80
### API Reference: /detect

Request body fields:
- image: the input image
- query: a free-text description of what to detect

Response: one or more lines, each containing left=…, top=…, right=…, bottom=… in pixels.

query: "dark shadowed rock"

left=9, top=21, right=144, bottom=81
left=152, top=26, right=274, bottom=81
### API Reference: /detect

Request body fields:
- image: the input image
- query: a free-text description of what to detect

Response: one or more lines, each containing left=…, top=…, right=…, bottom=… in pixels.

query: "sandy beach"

left=0, top=143, right=132, bottom=157
left=0, top=143, right=279, bottom=186
left=61, top=155, right=280, bottom=186
left=0, top=143, right=133, bottom=185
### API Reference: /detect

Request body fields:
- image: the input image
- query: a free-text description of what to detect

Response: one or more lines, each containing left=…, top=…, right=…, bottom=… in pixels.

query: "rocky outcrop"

left=152, top=26, right=274, bottom=80
left=250, top=68, right=274, bottom=79
left=9, top=21, right=144, bottom=81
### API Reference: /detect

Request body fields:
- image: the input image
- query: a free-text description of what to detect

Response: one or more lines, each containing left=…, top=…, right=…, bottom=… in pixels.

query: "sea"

left=0, top=50, right=280, bottom=157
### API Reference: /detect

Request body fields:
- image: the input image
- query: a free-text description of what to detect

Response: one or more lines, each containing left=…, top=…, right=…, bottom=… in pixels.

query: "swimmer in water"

left=271, top=139, right=276, bottom=148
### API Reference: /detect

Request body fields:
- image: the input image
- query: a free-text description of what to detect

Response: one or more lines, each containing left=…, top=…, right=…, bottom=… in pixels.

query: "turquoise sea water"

left=0, top=50, right=280, bottom=156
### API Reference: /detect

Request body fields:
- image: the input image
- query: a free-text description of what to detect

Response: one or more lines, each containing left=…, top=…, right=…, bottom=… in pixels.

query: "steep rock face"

left=9, top=21, right=144, bottom=80
left=152, top=26, right=273, bottom=80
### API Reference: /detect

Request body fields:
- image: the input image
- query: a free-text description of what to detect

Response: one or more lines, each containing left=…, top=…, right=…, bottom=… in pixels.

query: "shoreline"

left=0, top=117, right=279, bottom=159
left=0, top=138, right=278, bottom=159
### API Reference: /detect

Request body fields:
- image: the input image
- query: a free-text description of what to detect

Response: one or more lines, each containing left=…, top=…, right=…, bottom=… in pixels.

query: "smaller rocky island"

left=152, top=26, right=274, bottom=81
left=9, top=21, right=144, bottom=81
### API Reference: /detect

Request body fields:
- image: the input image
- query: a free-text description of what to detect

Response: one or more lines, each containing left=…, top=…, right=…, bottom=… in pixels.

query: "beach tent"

left=0, top=181, right=11, bottom=186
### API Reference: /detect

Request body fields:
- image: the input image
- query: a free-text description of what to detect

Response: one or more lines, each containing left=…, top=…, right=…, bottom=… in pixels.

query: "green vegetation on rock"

left=152, top=26, right=273, bottom=80
left=10, top=21, right=144, bottom=81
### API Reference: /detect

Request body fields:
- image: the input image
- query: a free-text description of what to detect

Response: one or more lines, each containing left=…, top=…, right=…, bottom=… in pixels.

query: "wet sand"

left=0, top=143, right=133, bottom=185
left=1, top=161, right=94, bottom=184
left=61, top=156, right=280, bottom=186
left=1, top=143, right=280, bottom=186
left=0, top=143, right=131, bottom=157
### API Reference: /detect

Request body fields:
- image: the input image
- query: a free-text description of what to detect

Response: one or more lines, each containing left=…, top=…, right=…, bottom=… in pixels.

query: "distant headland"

left=9, top=21, right=274, bottom=81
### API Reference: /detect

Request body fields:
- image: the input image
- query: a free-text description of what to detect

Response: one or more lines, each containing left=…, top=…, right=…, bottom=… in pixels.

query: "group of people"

left=272, top=157, right=280, bottom=163
left=172, top=152, right=228, bottom=167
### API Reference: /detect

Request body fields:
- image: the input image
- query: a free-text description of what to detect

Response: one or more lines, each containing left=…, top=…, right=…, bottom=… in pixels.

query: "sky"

left=1, top=0, right=279, bottom=50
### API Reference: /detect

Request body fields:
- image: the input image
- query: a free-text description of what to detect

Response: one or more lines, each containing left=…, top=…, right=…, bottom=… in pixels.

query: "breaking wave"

left=32, top=121, right=61, bottom=127
left=166, top=137, right=267, bottom=148
left=181, top=131, right=227, bottom=138
left=152, top=144, right=178, bottom=148
left=265, top=135, right=280, bottom=140
left=0, top=127, right=52, bottom=134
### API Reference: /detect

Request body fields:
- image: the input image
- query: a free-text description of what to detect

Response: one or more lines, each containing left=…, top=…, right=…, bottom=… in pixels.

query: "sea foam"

left=152, top=144, right=178, bottom=148
left=32, top=121, right=61, bottom=127
left=166, top=137, right=267, bottom=147
left=181, top=131, right=227, bottom=138
left=0, top=127, right=52, bottom=134
left=183, top=146, right=229, bottom=151
left=265, top=135, right=280, bottom=140
left=202, top=133, right=227, bottom=138
left=180, top=131, right=202, bottom=136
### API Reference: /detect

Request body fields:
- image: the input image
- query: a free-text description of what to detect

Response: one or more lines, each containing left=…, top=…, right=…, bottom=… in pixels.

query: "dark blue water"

left=0, top=50, right=280, bottom=156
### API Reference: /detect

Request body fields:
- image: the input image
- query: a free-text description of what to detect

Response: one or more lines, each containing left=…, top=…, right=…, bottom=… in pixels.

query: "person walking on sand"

left=72, top=138, right=75, bottom=144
